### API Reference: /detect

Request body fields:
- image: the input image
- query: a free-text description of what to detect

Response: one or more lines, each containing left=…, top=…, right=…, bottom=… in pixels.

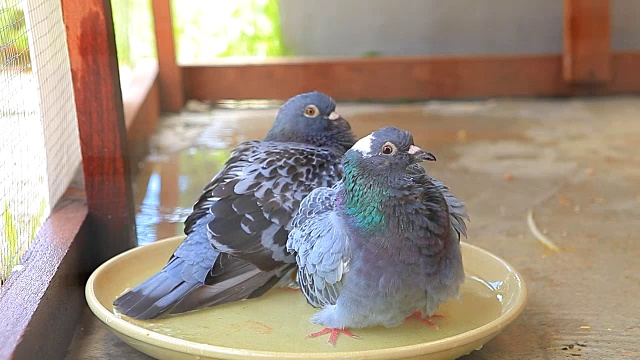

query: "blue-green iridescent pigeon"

left=286, top=126, right=468, bottom=345
left=114, top=91, right=355, bottom=319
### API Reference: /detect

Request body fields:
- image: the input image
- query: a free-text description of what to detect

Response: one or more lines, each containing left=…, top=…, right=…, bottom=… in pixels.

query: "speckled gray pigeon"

left=286, top=126, right=468, bottom=345
left=114, top=91, right=355, bottom=319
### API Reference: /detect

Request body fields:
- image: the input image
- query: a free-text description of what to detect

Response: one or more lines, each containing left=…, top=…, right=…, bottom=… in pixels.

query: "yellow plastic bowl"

left=86, top=236, right=526, bottom=360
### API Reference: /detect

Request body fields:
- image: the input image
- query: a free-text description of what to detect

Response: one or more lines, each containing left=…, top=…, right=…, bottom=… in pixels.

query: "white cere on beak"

left=351, top=134, right=375, bottom=156
left=408, top=145, right=422, bottom=155
left=328, top=111, right=340, bottom=120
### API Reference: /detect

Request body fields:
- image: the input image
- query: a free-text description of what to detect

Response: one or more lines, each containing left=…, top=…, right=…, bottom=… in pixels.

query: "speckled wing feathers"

left=287, top=186, right=351, bottom=308
left=184, top=141, right=344, bottom=272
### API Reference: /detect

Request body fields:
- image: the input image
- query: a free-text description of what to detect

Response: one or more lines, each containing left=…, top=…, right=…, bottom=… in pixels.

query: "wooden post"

left=563, top=0, right=611, bottom=83
left=60, top=0, right=137, bottom=264
left=152, top=0, right=185, bottom=112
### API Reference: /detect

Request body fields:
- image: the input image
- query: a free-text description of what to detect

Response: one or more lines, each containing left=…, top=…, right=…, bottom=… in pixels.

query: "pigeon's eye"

left=381, top=142, right=396, bottom=155
left=304, top=105, right=320, bottom=118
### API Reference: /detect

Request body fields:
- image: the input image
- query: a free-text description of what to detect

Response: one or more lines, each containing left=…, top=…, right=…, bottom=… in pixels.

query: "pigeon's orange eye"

left=304, top=105, right=320, bottom=118
left=381, top=142, right=396, bottom=155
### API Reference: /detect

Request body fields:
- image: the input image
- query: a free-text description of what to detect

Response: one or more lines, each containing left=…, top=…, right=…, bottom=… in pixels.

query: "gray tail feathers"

left=114, top=218, right=218, bottom=319
left=169, top=262, right=296, bottom=314
left=113, top=248, right=296, bottom=320
left=113, top=256, right=204, bottom=320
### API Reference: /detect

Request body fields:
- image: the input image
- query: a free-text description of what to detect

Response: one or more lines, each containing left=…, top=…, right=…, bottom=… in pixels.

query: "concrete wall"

left=279, top=0, right=640, bottom=57
left=611, top=0, right=640, bottom=50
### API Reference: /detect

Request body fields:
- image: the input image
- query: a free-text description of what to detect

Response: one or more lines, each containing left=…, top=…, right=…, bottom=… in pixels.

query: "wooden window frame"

left=0, top=0, right=627, bottom=358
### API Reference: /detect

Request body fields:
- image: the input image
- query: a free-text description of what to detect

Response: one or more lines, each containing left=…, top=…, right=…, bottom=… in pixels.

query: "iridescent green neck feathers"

left=341, top=163, right=389, bottom=233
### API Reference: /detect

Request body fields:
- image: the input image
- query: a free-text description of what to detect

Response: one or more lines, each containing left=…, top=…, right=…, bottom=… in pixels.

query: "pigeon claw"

left=409, top=312, right=445, bottom=329
left=307, top=327, right=359, bottom=346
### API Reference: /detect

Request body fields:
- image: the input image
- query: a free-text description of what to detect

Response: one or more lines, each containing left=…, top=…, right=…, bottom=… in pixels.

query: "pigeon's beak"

left=408, top=145, right=436, bottom=162
left=326, top=111, right=351, bottom=130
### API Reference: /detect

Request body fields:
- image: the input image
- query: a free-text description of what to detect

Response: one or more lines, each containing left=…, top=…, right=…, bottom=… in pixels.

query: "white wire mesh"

left=25, top=0, right=81, bottom=206
left=0, top=0, right=81, bottom=284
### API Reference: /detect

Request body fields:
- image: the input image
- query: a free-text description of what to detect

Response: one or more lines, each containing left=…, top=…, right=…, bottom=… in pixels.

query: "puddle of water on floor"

left=134, top=147, right=232, bottom=245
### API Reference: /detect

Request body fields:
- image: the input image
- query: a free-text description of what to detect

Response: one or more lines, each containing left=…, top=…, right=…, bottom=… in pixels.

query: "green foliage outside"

left=213, top=0, right=290, bottom=58
left=1, top=198, right=46, bottom=284
left=170, top=0, right=290, bottom=63
left=111, top=0, right=290, bottom=67
left=111, top=0, right=157, bottom=67
left=1, top=0, right=289, bottom=70
left=0, top=2, right=30, bottom=68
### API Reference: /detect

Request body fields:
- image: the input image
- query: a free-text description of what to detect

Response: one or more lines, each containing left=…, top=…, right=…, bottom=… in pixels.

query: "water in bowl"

left=122, top=275, right=502, bottom=353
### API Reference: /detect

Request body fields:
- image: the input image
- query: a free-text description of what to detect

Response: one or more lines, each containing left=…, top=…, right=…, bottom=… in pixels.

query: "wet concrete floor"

left=68, top=96, right=640, bottom=359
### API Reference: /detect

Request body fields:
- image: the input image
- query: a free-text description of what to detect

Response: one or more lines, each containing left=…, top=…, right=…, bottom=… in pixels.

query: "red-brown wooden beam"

left=61, top=0, right=137, bottom=265
left=563, top=0, right=611, bottom=83
left=152, top=0, right=184, bottom=112
left=0, top=199, right=88, bottom=360
left=182, top=52, right=640, bottom=101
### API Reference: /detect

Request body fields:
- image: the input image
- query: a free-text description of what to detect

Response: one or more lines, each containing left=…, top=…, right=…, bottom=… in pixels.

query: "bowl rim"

left=86, top=236, right=527, bottom=359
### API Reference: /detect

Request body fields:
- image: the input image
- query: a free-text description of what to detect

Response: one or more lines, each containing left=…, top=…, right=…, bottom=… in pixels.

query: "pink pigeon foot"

left=409, top=312, right=445, bottom=329
left=307, top=327, right=359, bottom=346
